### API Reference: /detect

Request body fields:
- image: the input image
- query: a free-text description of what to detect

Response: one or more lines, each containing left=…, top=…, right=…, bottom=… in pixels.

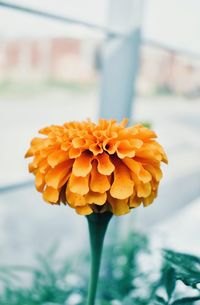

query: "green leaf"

left=163, top=250, right=200, bottom=287
left=165, top=267, right=176, bottom=300
left=155, top=295, right=167, bottom=305
left=171, top=296, right=200, bottom=305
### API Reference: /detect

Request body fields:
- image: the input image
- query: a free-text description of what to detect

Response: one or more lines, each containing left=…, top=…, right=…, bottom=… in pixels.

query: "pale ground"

left=0, top=90, right=200, bottom=265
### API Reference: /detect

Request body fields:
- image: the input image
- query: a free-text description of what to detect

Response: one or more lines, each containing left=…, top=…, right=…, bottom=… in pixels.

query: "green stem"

left=86, top=212, right=113, bottom=305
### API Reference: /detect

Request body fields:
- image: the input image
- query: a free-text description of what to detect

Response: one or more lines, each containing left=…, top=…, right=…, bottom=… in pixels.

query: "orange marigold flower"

left=25, top=119, right=168, bottom=216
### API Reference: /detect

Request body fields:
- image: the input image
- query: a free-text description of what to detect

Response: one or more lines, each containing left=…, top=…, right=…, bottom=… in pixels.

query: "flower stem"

left=86, top=212, right=113, bottom=305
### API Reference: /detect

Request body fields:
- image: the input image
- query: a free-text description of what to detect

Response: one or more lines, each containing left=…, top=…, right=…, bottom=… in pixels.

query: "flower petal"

left=72, top=137, right=87, bottom=148
left=129, top=194, right=141, bottom=208
left=45, top=160, right=73, bottom=189
left=68, top=174, right=89, bottom=195
left=35, top=172, right=45, bottom=192
left=143, top=164, right=162, bottom=182
left=89, top=143, right=103, bottom=156
left=38, top=159, right=50, bottom=174
left=138, top=167, right=152, bottom=183
left=123, top=158, right=141, bottom=175
left=110, top=159, right=134, bottom=200
left=85, top=191, right=107, bottom=205
left=47, top=150, right=68, bottom=168
left=28, top=162, right=36, bottom=173
left=136, top=143, right=163, bottom=162
left=130, top=138, right=143, bottom=147
left=25, top=148, right=33, bottom=158
left=90, top=161, right=110, bottom=193
left=116, top=140, right=136, bottom=159
left=66, top=187, right=86, bottom=207
left=30, top=137, right=44, bottom=148
left=137, top=182, right=151, bottom=198
left=61, top=141, right=71, bottom=151
left=96, top=153, right=115, bottom=175
left=108, top=194, right=129, bottom=216
left=68, top=147, right=82, bottom=159
left=103, top=139, right=118, bottom=154
left=76, top=205, right=93, bottom=215
left=43, top=186, right=59, bottom=203
left=134, top=125, right=157, bottom=139
left=72, top=152, right=93, bottom=177
left=143, top=191, right=157, bottom=206
left=39, top=126, right=51, bottom=135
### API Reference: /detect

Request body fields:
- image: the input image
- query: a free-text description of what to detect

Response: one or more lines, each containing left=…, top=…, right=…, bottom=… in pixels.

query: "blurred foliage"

left=129, top=120, right=152, bottom=129
left=0, top=80, right=96, bottom=97
left=0, top=233, right=199, bottom=305
left=154, top=85, right=175, bottom=96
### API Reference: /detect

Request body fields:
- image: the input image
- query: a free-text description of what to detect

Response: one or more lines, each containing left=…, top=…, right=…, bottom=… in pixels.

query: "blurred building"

left=0, top=37, right=96, bottom=83
left=137, top=45, right=200, bottom=96
left=0, top=37, right=200, bottom=96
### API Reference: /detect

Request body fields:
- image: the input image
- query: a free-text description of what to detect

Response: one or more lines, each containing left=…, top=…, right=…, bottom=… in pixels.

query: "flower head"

left=25, top=119, right=167, bottom=216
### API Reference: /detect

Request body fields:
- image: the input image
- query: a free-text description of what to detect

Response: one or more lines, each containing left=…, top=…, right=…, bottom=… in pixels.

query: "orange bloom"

left=25, top=119, right=167, bottom=216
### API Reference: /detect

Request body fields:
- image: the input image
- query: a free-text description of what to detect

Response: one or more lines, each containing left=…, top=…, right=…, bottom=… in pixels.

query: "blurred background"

left=0, top=0, right=200, bottom=282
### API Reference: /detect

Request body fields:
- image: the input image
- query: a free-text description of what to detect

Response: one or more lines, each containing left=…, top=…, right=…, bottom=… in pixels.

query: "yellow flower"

left=25, top=119, right=167, bottom=216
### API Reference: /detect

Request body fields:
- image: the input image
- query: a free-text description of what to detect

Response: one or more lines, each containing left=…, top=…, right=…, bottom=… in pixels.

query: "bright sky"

left=143, top=0, right=200, bottom=55
left=0, top=0, right=199, bottom=55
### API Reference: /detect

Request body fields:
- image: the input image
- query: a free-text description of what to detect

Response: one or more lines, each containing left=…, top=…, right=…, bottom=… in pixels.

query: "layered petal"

left=43, top=187, right=59, bottom=203
left=108, top=194, right=129, bottom=216
left=116, top=140, right=136, bottom=158
left=90, top=161, right=110, bottom=193
left=72, top=152, right=93, bottom=177
left=143, top=164, right=162, bottom=182
left=68, top=174, right=89, bottom=195
left=96, top=153, right=115, bottom=175
left=66, top=187, right=86, bottom=207
left=137, top=182, right=151, bottom=198
left=76, top=205, right=93, bottom=215
left=26, top=119, right=167, bottom=216
left=110, top=159, right=134, bottom=200
left=47, top=150, right=68, bottom=168
left=35, top=172, right=45, bottom=192
left=85, top=191, right=107, bottom=205
left=45, top=160, right=73, bottom=189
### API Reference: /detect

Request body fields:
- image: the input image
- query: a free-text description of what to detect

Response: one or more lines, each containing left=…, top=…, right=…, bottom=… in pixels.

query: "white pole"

left=99, top=0, right=144, bottom=121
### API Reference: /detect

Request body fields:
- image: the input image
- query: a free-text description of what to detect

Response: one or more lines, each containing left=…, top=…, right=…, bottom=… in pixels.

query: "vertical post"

left=99, top=0, right=144, bottom=121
